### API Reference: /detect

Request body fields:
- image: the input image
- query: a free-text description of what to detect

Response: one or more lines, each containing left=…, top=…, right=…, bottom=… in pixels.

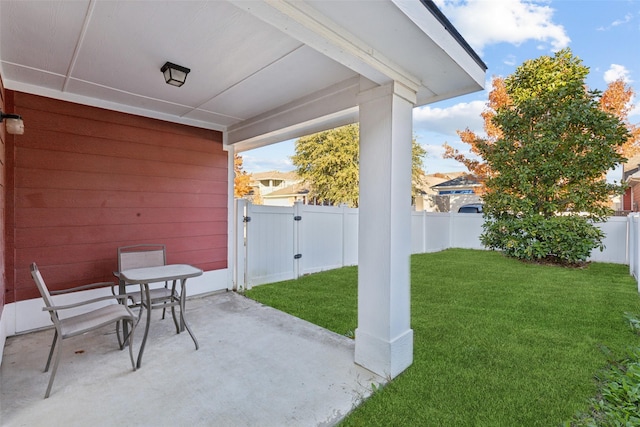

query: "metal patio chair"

left=113, top=244, right=180, bottom=346
left=30, top=262, right=137, bottom=398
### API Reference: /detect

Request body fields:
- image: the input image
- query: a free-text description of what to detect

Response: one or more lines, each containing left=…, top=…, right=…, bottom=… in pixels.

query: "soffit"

left=0, top=0, right=485, bottom=146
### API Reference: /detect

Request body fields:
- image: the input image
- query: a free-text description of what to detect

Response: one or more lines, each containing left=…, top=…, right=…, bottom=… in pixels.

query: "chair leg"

left=44, top=330, right=58, bottom=372
left=44, top=338, right=63, bottom=398
left=170, top=299, right=180, bottom=334
left=117, top=318, right=136, bottom=350
left=170, top=280, right=180, bottom=333
left=161, top=281, right=170, bottom=320
left=135, top=304, right=144, bottom=326
left=117, top=297, right=136, bottom=349
left=116, top=320, right=124, bottom=350
left=127, top=319, right=136, bottom=372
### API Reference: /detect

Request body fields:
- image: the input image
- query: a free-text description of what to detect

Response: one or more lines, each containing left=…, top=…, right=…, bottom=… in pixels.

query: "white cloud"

left=413, top=100, right=486, bottom=136
left=629, top=100, right=640, bottom=118
left=604, top=64, right=633, bottom=84
left=413, top=98, right=489, bottom=173
left=598, top=13, right=634, bottom=30
left=503, top=54, right=517, bottom=66
left=242, top=154, right=295, bottom=173
left=423, top=142, right=477, bottom=161
left=241, top=139, right=297, bottom=173
left=422, top=143, right=447, bottom=158
left=433, top=0, right=570, bottom=54
left=612, top=13, right=633, bottom=27
left=421, top=142, right=480, bottom=174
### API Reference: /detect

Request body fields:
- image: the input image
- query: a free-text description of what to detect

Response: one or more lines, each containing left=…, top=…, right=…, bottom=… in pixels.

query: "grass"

left=244, top=249, right=640, bottom=426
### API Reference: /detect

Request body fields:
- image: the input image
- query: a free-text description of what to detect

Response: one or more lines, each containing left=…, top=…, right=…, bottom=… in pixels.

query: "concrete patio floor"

left=1, top=291, right=384, bottom=426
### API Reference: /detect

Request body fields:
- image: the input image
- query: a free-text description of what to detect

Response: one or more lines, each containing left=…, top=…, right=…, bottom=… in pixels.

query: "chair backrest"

left=118, top=244, right=166, bottom=272
left=30, top=263, right=61, bottom=328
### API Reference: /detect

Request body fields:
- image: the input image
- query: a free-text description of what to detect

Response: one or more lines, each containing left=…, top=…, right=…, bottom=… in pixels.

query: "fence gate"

left=242, top=202, right=299, bottom=288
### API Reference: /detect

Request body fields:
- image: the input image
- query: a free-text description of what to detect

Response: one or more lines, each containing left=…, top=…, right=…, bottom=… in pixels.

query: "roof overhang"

left=0, top=0, right=486, bottom=150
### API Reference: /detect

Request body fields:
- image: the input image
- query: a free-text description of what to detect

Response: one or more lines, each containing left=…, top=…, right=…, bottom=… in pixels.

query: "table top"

left=119, top=264, right=203, bottom=284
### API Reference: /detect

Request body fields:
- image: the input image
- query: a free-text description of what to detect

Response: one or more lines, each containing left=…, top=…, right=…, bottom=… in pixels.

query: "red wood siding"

left=0, top=76, right=6, bottom=314
left=632, top=184, right=640, bottom=212
left=624, top=188, right=632, bottom=211
left=8, top=92, right=227, bottom=302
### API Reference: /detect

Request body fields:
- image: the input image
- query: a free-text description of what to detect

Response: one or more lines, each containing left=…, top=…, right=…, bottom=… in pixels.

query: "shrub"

left=567, top=314, right=640, bottom=426
left=481, top=214, right=604, bottom=265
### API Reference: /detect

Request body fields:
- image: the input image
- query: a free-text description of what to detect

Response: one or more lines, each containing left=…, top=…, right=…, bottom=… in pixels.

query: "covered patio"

left=2, top=291, right=383, bottom=425
left=1, top=0, right=485, bottom=421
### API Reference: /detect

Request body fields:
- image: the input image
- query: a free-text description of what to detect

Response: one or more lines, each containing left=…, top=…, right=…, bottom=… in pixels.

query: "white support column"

left=355, top=81, right=415, bottom=378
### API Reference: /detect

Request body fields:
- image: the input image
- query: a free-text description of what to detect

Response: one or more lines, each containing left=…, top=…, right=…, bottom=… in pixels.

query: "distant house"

left=249, top=170, right=482, bottom=211
left=248, top=171, right=301, bottom=205
left=623, top=155, right=640, bottom=213
left=249, top=171, right=337, bottom=206
left=430, top=174, right=482, bottom=212
left=414, top=172, right=463, bottom=212
left=262, top=182, right=310, bottom=206
left=250, top=171, right=300, bottom=196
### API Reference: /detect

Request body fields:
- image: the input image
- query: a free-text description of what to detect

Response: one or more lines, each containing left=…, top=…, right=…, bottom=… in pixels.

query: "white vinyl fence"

left=235, top=200, right=638, bottom=291
left=628, top=214, right=640, bottom=292
left=235, top=200, right=358, bottom=288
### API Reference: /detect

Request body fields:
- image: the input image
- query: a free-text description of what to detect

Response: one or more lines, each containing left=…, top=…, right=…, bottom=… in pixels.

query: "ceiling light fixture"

left=161, top=61, right=191, bottom=87
left=0, top=111, right=24, bottom=135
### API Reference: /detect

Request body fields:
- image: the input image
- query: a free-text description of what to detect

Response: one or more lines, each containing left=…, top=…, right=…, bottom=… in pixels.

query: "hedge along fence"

left=235, top=200, right=634, bottom=290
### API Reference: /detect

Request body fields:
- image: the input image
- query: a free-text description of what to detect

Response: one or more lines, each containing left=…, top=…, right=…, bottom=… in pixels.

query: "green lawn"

left=244, top=249, right=640, bottom=426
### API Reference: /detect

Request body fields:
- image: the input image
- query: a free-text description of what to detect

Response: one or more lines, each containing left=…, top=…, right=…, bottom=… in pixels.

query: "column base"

left=354, top=328, right=413, bottom=379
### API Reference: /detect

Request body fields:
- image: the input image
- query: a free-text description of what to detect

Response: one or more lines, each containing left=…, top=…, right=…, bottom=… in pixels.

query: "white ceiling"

left=0, top=0, right=485, bottom=150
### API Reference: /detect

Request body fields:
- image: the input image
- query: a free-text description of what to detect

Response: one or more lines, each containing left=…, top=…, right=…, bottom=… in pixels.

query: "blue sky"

left=241, top=0, right=640, bottom=175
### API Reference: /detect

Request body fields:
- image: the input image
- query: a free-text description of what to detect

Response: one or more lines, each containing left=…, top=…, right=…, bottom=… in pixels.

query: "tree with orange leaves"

left=443, top=76, right=509, bottom=184
left=233, top=153, right=252, bottom=198
left=444, top=77, right=639, bottom=180
left=600, top=79, right=640, bottom=157
left=474, top=49, right=628, bottom=265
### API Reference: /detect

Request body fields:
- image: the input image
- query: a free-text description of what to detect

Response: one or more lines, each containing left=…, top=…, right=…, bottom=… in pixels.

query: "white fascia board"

left=391, top=0, right=485, bottom=90
left=228, top=76, right=361, bottom=150
left=230, top=107, right=358, bottom=152
left=229, top=0, right=420, bottom=92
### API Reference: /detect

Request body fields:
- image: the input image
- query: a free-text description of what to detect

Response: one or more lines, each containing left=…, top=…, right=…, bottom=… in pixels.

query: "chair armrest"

left=110, top=274, right=122, bottom=296
left=111, top=280, right=144, bottom=296
left=42, top=293, right=129, bottom=312
left=50, top=282, right=117, bottom=295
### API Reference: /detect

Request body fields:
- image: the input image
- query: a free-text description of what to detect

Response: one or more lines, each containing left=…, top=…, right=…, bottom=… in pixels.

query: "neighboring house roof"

left=262, top=183, right=310, bottom=199
left=625, top=168, right=640, bottom=182
left=250, top=171, right=299, bottom=181
left=624, top=154, right=640, bottom=181
left=627, top=170, right=640, bottom=184
left=431, top=174, right=481, bottom=190
left=416, top=172, right=465, bottom=195
left=431, top=174, right=482, bottom=196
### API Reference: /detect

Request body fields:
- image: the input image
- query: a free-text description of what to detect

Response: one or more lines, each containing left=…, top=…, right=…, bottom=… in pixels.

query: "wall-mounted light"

left=0, top=111, right=24, bottom=135
left=161, top=61, right=191, bottom=87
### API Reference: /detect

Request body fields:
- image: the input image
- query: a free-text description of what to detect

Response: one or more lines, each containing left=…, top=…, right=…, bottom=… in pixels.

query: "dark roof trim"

left=420, top=0, right=487, bottom=71
left=625, top=167, right=640, bottom=181
left=432, top=175, right=481, bottom=188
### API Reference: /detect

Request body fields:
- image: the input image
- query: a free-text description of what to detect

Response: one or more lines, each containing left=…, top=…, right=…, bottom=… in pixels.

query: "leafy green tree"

left=291, top=124, right=426, bottom=207
left=477, top=49, right=629, bottom=264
